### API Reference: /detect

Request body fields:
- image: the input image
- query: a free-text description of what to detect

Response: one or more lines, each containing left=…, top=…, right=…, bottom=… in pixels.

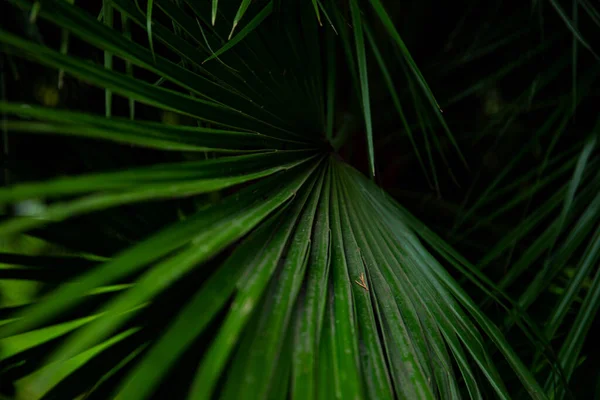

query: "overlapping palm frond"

left=0, top=0, right=599, bottom=399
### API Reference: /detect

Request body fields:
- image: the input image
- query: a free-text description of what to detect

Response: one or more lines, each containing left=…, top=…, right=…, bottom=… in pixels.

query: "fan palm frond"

left=1, top=0, right=599, bottom=399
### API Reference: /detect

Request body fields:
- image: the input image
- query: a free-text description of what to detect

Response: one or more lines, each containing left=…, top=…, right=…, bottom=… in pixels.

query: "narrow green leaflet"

left=0, top=150, right=315, bottom=203
left=205, top=2, right=273, bottom=63
left=74, top=343, right=149, bottom=399
left=8, top=0, right=253, bottom=110
left=187, top=161, right=323, bottom=400
left=311, top=0, right=322, bottom=25
left=0, top=153, right=318, bottom=238
left=0, top=102, right=298, bottom=151
left=316, top=294, right=336, bottom=400
left=266, top=325, right=294, bottom=400
left=219, top=164, right=324, bottom=400
left=366, top=0, right=467, bottom=167
left=336, top=170, right=394, bottom=399
left=513, top=187, right=600, bottom=315
left=0, top=30, right=295, bottom=138
left=544, top=226, right=600, bottom=340
left=114, top=211, right=283, bottom=400
left=212, top=0, right=218, bottom=25
left=339, top=165, right=441, bottom=399
left=349, top=0, right=375, bottom=178
left=327, top=164, right=364, bottom=399
left=0, top=161, right=321, bottom=340
left=145, top=0, right=156, bottom=61
left=13, top=328, right=139, bottom=399
left=548, top=258, right=600, bottom=394
left=291, top=165, right=331, bottom=400
left=0, top=315, right=97, bottom=360
left=337, top=161, right=547, bottom=399
left=230, top=0, right=254, bottom=39
left=547, top=0, right=600, bottom=59
left=548, top=136, right=597, bottom=253
left=364, top=24, right=428, bottom=181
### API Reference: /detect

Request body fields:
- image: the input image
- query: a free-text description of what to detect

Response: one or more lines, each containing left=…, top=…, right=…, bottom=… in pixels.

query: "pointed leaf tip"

left=212, top=0, right=218, bottom=26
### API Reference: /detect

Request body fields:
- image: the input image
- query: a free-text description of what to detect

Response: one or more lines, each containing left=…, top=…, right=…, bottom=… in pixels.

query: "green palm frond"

left=1, top=0, right=599, bottom=399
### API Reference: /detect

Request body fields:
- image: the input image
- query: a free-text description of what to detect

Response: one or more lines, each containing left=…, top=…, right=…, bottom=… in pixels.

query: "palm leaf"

left=2, top=0, right=599, bottom=399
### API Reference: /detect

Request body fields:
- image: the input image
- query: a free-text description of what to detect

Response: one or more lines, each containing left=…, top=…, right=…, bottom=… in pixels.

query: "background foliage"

left=0, top=0, right=599, bottom=399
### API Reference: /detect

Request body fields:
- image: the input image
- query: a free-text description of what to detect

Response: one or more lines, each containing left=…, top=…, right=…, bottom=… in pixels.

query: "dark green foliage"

left=0, top=0, right=599, bottom=399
